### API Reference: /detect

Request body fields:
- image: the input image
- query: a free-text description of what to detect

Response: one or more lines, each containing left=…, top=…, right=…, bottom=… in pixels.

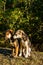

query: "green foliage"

left=0, top=0, right=43, bottom=50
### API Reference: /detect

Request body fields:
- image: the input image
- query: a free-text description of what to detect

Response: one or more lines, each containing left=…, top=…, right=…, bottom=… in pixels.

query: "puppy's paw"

left=28, top=53, right=31, bottom=56
left=25, top=54, right=28, bottom=58
left=13, top=55, right=18, bottom=58
left=19, top=53, right=22, bottom=57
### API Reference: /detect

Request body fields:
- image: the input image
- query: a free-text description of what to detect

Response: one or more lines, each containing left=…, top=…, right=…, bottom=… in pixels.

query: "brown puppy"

left=5, top=29, right=19, bottom=57
left=13, top=30, right=31, bottom=58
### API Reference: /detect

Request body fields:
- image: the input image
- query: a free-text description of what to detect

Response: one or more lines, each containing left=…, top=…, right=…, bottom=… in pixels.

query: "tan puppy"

left=5, top=29, right=19, bottom=57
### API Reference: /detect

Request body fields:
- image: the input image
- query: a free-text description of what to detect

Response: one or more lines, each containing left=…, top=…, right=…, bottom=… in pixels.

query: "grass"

left=0, top=47, right=43, bottom=65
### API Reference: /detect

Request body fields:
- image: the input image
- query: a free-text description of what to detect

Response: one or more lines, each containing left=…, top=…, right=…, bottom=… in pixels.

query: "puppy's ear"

left=9, top=29, right=13, bottom=33
left=10, top=29, right=13, bottom=32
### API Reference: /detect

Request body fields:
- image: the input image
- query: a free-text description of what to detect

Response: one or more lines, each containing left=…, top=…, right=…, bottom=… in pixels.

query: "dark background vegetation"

left=0, top=0, right=43, bottom=51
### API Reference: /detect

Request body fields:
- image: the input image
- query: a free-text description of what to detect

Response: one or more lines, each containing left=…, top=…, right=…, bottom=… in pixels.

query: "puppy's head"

left=15, top=30, right=25, bottom=38
left=5, top=29, right=13, bottom=40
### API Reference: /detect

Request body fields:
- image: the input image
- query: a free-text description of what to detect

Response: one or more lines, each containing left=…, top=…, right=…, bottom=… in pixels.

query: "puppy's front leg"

left=28, top=47, right=31, bottom=56
left=19, top=47, right=22, bottom=57
left=13, top=40, right=19, bottom=57
left=25, top=45, right=29, bottom=58
left=15, top=46, right=19, bottom=57
left=19, top=42, right=22, bottom=57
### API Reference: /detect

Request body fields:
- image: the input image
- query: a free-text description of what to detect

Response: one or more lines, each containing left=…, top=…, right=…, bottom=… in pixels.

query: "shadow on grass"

left=0, top=48, right=12, bottom=56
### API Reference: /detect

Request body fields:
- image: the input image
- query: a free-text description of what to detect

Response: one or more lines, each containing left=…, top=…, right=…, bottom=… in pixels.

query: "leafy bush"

left=0, top=0, right=43, bottom=51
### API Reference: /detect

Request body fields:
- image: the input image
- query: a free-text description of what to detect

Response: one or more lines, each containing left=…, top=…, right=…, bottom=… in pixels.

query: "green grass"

left=0, top=48, right=43, bottom=65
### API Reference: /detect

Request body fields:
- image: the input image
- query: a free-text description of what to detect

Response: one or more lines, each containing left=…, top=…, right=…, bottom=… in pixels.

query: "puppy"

left=13, top=30, right=31, bottom=58
left=5, top=29, right=19, bottom=57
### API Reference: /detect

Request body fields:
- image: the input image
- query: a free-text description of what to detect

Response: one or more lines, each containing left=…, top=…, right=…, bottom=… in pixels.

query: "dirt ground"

left=0, top=47, right=43, bottom=65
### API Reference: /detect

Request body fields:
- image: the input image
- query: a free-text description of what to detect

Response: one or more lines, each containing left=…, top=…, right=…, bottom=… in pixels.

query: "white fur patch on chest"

left=7, top=34, right=11, bottom=39
left=13, top=35, right=22, bottom=39
left=13, top=35, right=17, bottom=39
